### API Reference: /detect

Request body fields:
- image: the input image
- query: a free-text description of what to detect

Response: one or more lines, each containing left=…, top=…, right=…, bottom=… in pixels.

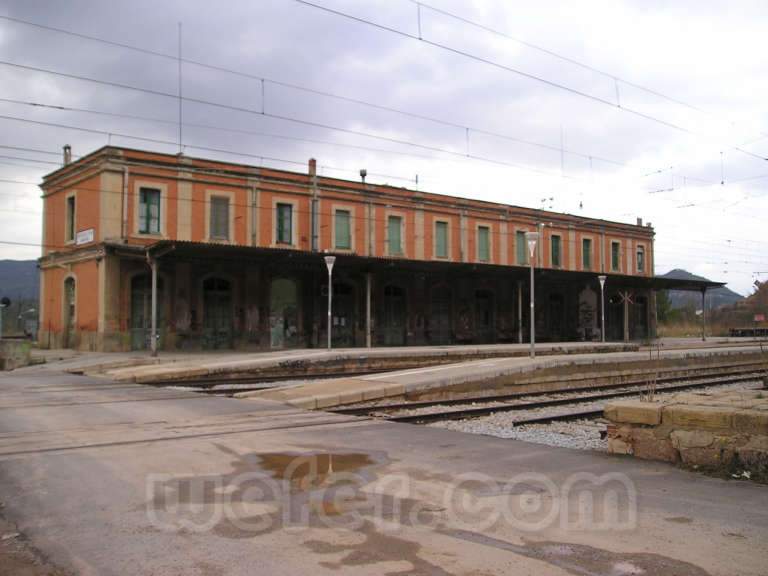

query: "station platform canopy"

left=117, top=240, right=726, bottom=294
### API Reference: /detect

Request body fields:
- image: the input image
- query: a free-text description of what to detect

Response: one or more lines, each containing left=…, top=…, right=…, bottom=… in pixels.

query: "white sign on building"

left=76, top=228, right=94, bottom=246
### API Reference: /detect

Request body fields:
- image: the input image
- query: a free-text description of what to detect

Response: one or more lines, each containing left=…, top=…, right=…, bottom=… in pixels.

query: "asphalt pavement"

left=0, top=359, right=766, bottom=575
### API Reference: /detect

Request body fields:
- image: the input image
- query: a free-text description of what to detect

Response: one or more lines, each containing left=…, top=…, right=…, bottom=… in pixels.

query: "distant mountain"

left=659, top=269, right=743, bottom=309
left=0, top=259, right=39, bottom=301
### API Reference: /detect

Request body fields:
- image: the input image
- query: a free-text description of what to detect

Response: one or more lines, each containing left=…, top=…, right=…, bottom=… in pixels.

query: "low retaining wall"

left=604, top=387, right=768, bottom=481
left=0, top=339, right=31, bottom=370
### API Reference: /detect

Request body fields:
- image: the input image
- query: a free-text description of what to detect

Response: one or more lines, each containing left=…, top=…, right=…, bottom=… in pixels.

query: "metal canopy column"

left=150, top=258, right=158, bottom=357
left=517, top=280, right=523, bottom=344
left=701, top=288, right=707, bottom=341
left=623, top=293, right=629, bottom=343
left=366, top=272, right=372, bottom=348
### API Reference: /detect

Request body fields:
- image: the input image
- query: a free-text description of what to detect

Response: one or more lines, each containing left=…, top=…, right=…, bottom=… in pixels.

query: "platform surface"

left=0, top=359, right=766, bottom=575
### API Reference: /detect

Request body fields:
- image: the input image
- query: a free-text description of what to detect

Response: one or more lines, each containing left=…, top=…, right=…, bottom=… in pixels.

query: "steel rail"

left=331, top=363, right=765, bottom=416
left=380, top=372, right=763, bottom=424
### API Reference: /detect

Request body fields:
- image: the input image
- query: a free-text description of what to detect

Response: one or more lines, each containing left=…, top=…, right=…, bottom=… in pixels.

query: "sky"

left=0, top=0, right=766, bottom=296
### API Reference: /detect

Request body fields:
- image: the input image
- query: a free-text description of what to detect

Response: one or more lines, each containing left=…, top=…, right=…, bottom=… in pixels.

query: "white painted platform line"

left=203, top=351, right=330, bottom=368
left=362, top=358, right=505, bottom=381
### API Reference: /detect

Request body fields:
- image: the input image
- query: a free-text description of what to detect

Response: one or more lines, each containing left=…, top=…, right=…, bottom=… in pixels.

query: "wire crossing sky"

left=0, top=0, right=766, bottom=295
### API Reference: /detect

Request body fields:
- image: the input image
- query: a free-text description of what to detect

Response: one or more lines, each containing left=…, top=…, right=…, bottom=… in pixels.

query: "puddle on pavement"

left=148, top=448, right=390, bottom=539
left=444, top=529, right=712, bottom=576
left=148, top=449, right=711, bottom=576
left=305, top=519, right=455, bottom=576
left=257, top=452, right=374, bottom=493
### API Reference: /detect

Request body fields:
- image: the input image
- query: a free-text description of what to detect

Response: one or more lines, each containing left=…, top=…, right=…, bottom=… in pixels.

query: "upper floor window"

left=477, top=226, right=490, bottom=262
left=138, top=187, right=160, bottom=234
left=276, top=203, right=292, bottom=244
left=611, top=241, right=621, bottom=272
left=435, top=221, right=448, bottom=259
left=65, top=195, right=75, bottom=242
left=210, top=196, right=229, bottom=240
left=516, top=230, right=527, bottom=265
left=551, top=235, right=561, bottom=267
left=335, top=209, right=351, bottom=250
left=582, top=238, right=592, bottom=270
left=636, top=245, right=646, bottom=273
left=388, top=215, right=402, bottom=254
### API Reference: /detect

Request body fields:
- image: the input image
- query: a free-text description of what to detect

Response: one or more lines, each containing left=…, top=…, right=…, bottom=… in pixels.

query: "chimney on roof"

left=308, top=157, right=316, bottom=178
left=360, top=169, right=367, bottom=184
left=63, top=144, right=72, bottom=166
left=636, top=217, right=643, bottom=226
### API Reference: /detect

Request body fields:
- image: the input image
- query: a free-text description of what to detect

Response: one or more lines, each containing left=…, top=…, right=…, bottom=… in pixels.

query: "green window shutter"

left=139, top=189, right=147, bottom=233
left=388, top=216, right=402, bottom=254
left=478, top=226, right=489, bottom=261
left=335, top=210, right=350, bottom=249
left=516, top=231, right=526, bottom=265
left=140, top=188, right=160, bottom=234
left=551, top=235, right=561, bottom=267
left=148, top=190, right=160, bottom=233
left=435, top=221, right=447, bottom=258
left=277, top=203, right=292, bottom=244
left=582, top=238, right=591, bottom=269
left=66, top=196, right=75, bottom=241
left=612, top=242, right=620, bottom=271
left=211, top=197, right=229, bottom=239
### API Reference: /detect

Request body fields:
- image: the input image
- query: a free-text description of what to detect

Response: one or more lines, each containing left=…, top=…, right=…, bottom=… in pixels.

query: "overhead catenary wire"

left=2, top=11, right=757, bottom=185
left=1, top=14, right=760, bottom=276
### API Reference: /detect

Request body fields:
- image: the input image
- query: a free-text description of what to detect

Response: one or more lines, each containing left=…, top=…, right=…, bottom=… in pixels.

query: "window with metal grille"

left=611, top=241, right=621, bottom=271
left=477, top=226, right=490, bottom=262
left=210, top=196, right=229, bottom=239
left=276, top=203, right=292, bottom=244
left=435, top=221, right=448, bottom=258
left=582, top=238, right=592, bottom=270
left=636, top=245, right=645, bottom=273
left=516, top=230, right=526, bottom=265
left=139, top=187, right=160, bottom=234
left=551, top=235, right=561, bottom=267
left=388, top=215, right=402, bottom=254
left=65, top=195, right=75, bottom=242
left=335, top=209, right=351, bottom=249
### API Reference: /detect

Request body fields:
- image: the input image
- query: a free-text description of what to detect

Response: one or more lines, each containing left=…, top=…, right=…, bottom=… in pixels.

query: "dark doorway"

left=203, top=277, right=233, bottom=349
left=332, top=282, right=355, bottom=348
left=633, top=295, right=648, bottom=340
left=475, top=290, right=494, bottom=344
left=382, top=284, right=406, bottom=346
left=270, top=278, right=298, bottom=349
left=548, top=292, right=565, bottom=341
left=430, top=285, right=452, bottom=345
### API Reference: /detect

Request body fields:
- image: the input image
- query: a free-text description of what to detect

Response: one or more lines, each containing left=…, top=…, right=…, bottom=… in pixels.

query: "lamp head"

left=525, top=231, right=539, bottom=258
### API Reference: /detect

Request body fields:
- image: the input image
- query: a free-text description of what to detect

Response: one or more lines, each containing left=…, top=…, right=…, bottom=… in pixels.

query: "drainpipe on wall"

left=368, top=200, right=374, bottom=257
left=122, top=167, right=129, bottom=241
left=309, top=158, right=318, bottom=251
left=537, top=222, right=544, bottom=267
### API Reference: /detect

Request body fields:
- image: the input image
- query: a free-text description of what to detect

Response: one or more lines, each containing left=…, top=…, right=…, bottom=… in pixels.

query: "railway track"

left=333, top=368, right=764, bottom=425
left=148, top=369, right=388, bottom=394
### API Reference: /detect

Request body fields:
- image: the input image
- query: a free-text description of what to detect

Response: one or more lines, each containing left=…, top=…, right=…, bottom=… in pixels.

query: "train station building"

left=37, top=146, right=719, bottom=351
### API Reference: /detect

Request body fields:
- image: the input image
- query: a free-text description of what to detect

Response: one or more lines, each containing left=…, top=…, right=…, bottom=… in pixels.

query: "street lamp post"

left=324, top=255, right=336, bottom=350
left=525, top=232, right=539, bottom=358
left=598, top=275, right=606, bottom=343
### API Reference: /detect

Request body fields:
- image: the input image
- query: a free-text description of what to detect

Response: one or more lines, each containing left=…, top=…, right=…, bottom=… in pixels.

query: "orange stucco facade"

left=38, top=146, right=657, bottom=351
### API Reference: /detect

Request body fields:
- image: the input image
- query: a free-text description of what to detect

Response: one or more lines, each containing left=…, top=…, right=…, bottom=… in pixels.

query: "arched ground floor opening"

left=36, top=241, right=723, bottom=351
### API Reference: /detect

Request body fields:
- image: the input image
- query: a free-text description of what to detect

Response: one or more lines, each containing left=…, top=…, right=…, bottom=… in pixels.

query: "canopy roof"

left=108, top=240, right=725, bottom=292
